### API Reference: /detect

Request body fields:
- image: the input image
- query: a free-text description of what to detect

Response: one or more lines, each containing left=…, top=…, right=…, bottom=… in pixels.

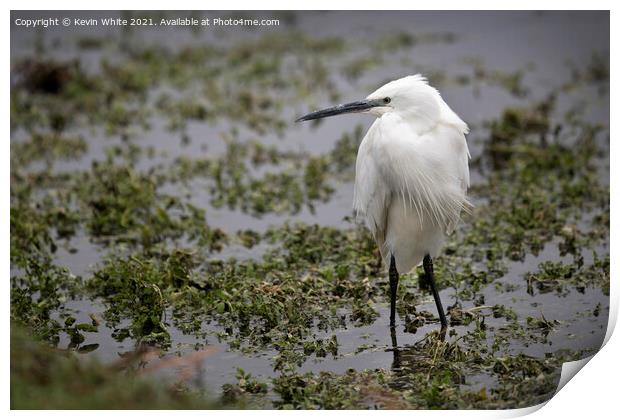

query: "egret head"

left=296, top=74, right=440, bottom=123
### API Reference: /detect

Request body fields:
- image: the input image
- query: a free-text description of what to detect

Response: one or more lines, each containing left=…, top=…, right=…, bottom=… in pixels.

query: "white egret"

left=296, top=75, right=470, bottom=330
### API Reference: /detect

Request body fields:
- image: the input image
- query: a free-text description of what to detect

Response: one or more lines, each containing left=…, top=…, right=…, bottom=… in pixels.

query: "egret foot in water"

left=423, top=254, right=448, bottom=330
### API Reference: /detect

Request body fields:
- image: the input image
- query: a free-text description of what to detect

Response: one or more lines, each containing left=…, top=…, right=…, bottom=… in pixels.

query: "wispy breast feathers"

left=363, top=117, right=470, bottom=234
left=385, top=153, right=470, bottom=233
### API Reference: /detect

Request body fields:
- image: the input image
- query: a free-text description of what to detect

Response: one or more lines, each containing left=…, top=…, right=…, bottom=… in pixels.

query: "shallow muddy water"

left=11, top=10, right=609, bottom=409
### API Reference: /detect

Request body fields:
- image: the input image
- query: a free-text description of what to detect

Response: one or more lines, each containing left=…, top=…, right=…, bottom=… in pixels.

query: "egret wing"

left=353, top=122, right=390, bottom=249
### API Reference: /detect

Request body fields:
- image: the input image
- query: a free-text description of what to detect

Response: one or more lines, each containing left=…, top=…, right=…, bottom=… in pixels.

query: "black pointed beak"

left=295, top=99, right=384, bottom=122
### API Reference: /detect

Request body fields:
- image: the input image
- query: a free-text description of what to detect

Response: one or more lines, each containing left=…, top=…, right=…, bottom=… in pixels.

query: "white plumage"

left=352, top=75, right=470, bottom=273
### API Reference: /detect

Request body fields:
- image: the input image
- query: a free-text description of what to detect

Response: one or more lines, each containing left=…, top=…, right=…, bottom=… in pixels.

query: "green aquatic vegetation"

left=525, top=255, right=609, bottom=296
left=273, top=368, right=405, bottom=409
left=156, top=93, right=210, bottom=131
left=274, top=369, right=480, bottom=409
left=10, top=200, right=58, bottom=265
left=11, top=56, right=151, bottom=136
left=565, top=52, right=610, bottom=94
left=401, top=332, right=474, bottom=373
left=374, top=31, right=418, bottom=51
left=83, top=223, right=381, bottom=368
left=11, top=257, right=82, bottom=344
left=61, top=316, right=100, bottom=350
left=100, top=59, right=154, bottom=97
left=165, top=126, right=363, bottom=216
left=339, top=32, right=456, bottom=83
left=583, top=52, right=609, bottom=83
left=491, top=304, right=518, bottom=321
left=467, top=100, right=608, bottom=264
left=304, top=156, right=335, bottom=202
left=168, top=31, right=342, bottom=132
left=88, top=255, right=172, bottom=347
left=222, top=368, right=268, bottom=405
left=262, top=223, right=378, bottom=274
left=172, top=151, right=310, bottom=216
left=272, top=335, right=340, bottom=371
left=302, top=335, right=339, bottom=357
left=267, top=328, right=571, bottom=409
left=228, top=30, right=345, bottom=62
left=170, top=139, right=304, bottom=180
left=329, top=124, right=365, bottom=177
left=460, top=57, right=530, bottom=98
left=236, top=229, right=262, bottom=248
left=79, top=163, right=170, bottom=237
left=76, top=36, right=106, bottom=50
left=483, top=97, right=553, bottom=168
left=375, top=31, right=456, bottom=51
left=482, top=353, right=571, bottom=408
left=526, top=314, right=560, bottom=334
left=393, top=331, right=572, bottom=408
left=11, top=132, right=88, bottom=166
left=204, top=262, right=343, bottom=349
left=351, top=300, right=380, bottom=326
left=492, top=354, right=556, bottom=381
left=11, top=28, right=349, bottom=137
left=341, top=56, right=381, bottom=81
left=10, top=169, right=82, bottom=264
left=446, top=304, right=476, bottom=326
left=70, top=160, right=227, bottom=250
left=403, top=313, right=426, bottom=333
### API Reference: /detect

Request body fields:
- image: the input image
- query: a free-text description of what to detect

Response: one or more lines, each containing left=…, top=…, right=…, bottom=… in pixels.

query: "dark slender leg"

left=390, top=326, right=401, bottom=369
left=423, top=254, right=448, bottom=330
left=389, top=254, right=399, bottom=327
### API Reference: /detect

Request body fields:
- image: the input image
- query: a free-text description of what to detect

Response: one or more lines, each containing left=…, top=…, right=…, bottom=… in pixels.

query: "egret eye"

left=383, top=97, right=391, bottom=104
